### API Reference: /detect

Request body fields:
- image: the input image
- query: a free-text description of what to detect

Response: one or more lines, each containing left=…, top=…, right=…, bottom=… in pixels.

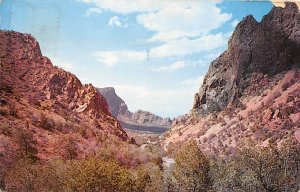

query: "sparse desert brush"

left=0, top=122, right=10, bottom=135
left=39, top=113, right=56, bottom=131
left=60, top=136, right=78, bottom=160
left=0, top=107, right=9, bottom=116
left=9, top=106, right=18, bottom=117
left=14, top=94, right=21, bottom=102
left=0, top=84, right=13, bottom=93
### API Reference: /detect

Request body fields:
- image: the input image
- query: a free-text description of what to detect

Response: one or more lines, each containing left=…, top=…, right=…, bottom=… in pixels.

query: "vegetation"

left=0, top=125, right=299, bottom=192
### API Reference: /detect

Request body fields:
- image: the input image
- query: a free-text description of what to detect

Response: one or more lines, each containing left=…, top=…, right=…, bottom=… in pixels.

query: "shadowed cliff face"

left=193, top=2, right=300, bottom=115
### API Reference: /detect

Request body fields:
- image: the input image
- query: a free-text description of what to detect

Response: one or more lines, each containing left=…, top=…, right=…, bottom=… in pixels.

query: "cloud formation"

left=85, top=7, right=102, bottom=16
left=151, top=61, right=188, bottom=73
left=137, top=1, right=231, bottom=42
left=93, top=50, right=146, bottom=66
left=149, top=33, right=229, bottom=58
left=80, top=0, right=232, bottom=65
left=108, top=16, right=122, bottom=27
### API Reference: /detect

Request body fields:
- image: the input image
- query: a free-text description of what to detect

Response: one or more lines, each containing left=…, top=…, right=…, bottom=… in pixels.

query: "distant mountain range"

left=98, top=87, right=172, bottom=133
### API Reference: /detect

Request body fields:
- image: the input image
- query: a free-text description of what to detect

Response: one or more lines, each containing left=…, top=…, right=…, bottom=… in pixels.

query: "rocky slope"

left=0, top=30, right=129, bottom=160
left=163, top=3, right=300, bottom=155
left=98, top=87, right=171, bottom=133
left=193, top=2, right=300, bottom=115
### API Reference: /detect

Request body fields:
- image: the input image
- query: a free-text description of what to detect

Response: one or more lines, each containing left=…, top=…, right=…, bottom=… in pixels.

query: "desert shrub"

left=0, top=107, right=8, bottom=116
left=240, top=103, right=247, bottom=110
left=9, top=106, right=18, bottom=117
left=0, top=84, right=13, bottom=93
left=29, top=97, right=41, bottom=108
left=4, top=159, right=62, bottom=192
left=62, top=157, right=134, bottom=192
left=0, top=123, right=11, bottom=135
left=39, top=113, right=55, bottom=131
left=210, top=139, right=300, bottom=192
left=60, top=137, right=78, bottom=160
left=14, top=94, right=21, bottom=102
left=170, top=140, right=211, bottom=192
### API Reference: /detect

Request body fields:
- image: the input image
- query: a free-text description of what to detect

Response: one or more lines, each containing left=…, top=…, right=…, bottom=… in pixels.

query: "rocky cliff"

left=193, top=2, right=300, bottom=115
left=0, top=30, right=129, bottom=160
left=98, top=87, right=172, bottom=132
left=163, top=3, right=300, bottom=155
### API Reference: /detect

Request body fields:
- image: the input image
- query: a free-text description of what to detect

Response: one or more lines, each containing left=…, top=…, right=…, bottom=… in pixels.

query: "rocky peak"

left=98, top=87, right=172, bottom=128
left=97, top=87, right=129, bottom=117
left=193, top=3, right=300, bottom=115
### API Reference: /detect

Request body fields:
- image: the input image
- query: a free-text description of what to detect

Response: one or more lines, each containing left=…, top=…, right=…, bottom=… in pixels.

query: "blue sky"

left=0, top=0, right=281, bottom=118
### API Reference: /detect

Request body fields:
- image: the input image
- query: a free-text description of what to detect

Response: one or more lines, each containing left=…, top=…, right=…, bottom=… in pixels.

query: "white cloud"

left=151, top=61, right=188, bottom=73
left=79, top=0, right=232, bottom=42
left=93, top=50, right=146, bottom=66
left=85, top=7, right=102, bottom=16
left=149, top=33, right=229, bottom=58
left=78, top=0, right=167, bottom=14
left=92, top=33, right=228, bottom=66
left=270, top=0, right=300, bottom=9
left=108, top=16, right=121, bottom=27
left=231, top=19, right=239, bottom=28
left=81, top=1, right=232, bottom=60
left=137, top=1, right=232, bottom=42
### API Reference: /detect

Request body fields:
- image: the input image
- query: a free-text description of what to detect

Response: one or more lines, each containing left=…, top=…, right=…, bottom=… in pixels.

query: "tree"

left=172, top=140, right=211, bottom=192
left=14, top=129, right=38, bottom=160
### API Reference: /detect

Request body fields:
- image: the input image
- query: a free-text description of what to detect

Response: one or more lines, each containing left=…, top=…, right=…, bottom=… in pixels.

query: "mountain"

left=163, top=3, right=300, bottom=155
left=0, top=30, right=130, bottom=160
left=193, top=2, right=300, bottom=115
left=98, top=87, right=172, bottom=133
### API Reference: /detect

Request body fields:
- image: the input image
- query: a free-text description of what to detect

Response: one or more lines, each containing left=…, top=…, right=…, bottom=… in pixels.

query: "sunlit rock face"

left=0, top=30, right=129, bottom=159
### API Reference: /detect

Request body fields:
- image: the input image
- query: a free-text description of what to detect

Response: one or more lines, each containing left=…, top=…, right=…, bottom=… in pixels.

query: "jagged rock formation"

left=193, top=2, right=300, bottom=115
left=98, top=87, right=172, bottom=133
left=0, top=30, right=129, bottom=160
left=163, top=3, right=300, bottom=155
left=97, top=87, right=130, bottom=118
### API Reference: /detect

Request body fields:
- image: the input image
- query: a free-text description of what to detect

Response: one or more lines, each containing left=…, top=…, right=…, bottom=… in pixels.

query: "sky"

left=0, top=0, right=292, bottom=118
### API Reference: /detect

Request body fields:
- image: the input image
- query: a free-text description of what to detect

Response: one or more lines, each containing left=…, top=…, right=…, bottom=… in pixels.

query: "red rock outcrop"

left=0, top=30, right=128, bottom=160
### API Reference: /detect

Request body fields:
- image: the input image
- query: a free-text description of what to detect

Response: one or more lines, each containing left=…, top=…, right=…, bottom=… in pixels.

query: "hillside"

left=162, top=2, right=300, bottom=155
left=98, top=87, right=171, bottom=133
left=0, top=30, right=130, bottom=160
